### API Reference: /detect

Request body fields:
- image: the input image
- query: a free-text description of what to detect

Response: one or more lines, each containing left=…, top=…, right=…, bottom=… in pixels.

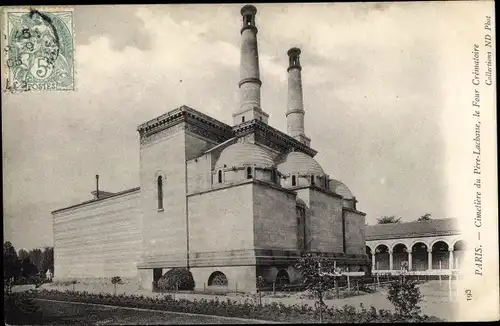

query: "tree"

left=111, top=276, right=122, bottom=295
left=41, top=247, right=54, bottom=274
left=387, top=262, right=423, bottom=318
left=296, top=253, right=342, bottom=322
left=18, top=249, right=29, bottom=261
left=20, top=258, right=38, bottom=278
left=28, top=249, right=43, bottom=274
left=4, top=242, right=20, bottom=282
left=377, top=216, right=402, bottom=224
left=417, top=213, right=432, bottom=222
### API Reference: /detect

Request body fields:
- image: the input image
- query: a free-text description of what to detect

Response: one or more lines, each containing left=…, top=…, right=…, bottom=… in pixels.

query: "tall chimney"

left=233, top=5, right=269, bottom=126
left=286, top=47, right=310, bottom=146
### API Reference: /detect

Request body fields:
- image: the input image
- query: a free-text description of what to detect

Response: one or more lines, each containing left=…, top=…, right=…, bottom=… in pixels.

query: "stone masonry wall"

left=296, top=188, right=344, bottom=253
left=188, top=183, right=254, bottom=256
left=53, top=190, right=141, bottom=279
left=344, top=210, right=366, bottom=255
left=252, top=183, right=297, bottom=250
left=139, top=124, right=188, bottom=267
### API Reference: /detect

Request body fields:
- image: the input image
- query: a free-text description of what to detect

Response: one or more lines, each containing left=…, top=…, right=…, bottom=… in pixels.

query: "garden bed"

left=27, top=289, right=443, bottom=323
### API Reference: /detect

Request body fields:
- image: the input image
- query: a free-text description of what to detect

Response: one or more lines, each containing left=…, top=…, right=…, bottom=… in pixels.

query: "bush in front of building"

left=387, top=263, right=424, bottom=319
left=31, top=289, right=443, bottom=323
left=157, top=268, right=195, bottom=291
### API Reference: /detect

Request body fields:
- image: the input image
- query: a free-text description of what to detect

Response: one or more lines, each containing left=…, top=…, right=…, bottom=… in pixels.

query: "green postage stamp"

left=3, top=7, right=74, bottom=92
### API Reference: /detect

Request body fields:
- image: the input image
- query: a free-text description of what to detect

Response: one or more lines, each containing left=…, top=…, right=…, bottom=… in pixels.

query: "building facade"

left=366, top=218, right=464, bottom=275
left=52, top=5, right=369, bottom=292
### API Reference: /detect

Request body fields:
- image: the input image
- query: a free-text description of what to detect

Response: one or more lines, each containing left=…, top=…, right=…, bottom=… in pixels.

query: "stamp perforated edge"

left=1, top=6, right=76, bottom=93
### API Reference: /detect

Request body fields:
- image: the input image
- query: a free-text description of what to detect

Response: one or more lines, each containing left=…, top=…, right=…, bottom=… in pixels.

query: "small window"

left=157, top=176, right=163, bottom=210
left=310, top=175, right=315, bottom=185
left=246, top=167, right=253, bottom=179
left=292, top=175, right=296, bottom=186
left=245, top=14, right=252, bottom=25
left=242, top=116, right=245, bottom=123
left=218, top=170, right=222, bottom=183
left=259, top=116, right=262, bottom=121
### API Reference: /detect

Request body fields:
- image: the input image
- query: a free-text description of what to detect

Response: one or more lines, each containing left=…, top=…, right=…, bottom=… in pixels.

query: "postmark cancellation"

left=3, top=7, right=74, bottom=92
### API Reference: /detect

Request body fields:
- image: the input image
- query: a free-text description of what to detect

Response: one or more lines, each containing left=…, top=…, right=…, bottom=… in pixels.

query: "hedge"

left=29, top=289, right=443, bottom=323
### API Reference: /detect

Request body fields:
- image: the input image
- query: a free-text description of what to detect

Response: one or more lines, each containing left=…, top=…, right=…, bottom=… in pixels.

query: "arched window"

left=208, top=271, right=228, bottom=287
left=310, top=175, right=315, bottom=185
left=157, top=176, right=163, bottom=210
left=244, top=14, right=252, bottom=26
left=218, top=170, right=222, bottom=183
left=276, top=270, right=290, bottom=285
left=246, top=166, right=253, bottom=179
left=292, top=175, right=296, bottom=186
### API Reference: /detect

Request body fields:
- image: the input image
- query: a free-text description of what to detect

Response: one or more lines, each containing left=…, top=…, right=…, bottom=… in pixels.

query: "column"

left=389, top=250, right=393, bottom=271
left=427, top=249, right=433, bottom=270
left=408, top=252, right=412, bottom=271
left=449, top=249, right=454, bottom=270
left=372, top=253, right=376, bottom=271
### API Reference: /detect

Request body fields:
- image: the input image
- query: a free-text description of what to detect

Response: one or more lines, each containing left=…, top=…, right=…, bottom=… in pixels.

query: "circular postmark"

left=6, top=8, right=73, bottom=91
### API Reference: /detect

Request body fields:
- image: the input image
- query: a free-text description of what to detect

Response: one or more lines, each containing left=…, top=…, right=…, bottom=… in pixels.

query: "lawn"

left=6, top=298, right=263, bottom=325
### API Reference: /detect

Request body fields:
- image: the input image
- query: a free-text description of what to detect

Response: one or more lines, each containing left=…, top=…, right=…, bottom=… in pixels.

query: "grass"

left=6, top=298, right=260, bottom=325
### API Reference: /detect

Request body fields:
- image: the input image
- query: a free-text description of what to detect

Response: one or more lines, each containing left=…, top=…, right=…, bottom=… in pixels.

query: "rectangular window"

left=246, top=167, right=253, bottom=179
left=157, top=176, right=163, bottom=210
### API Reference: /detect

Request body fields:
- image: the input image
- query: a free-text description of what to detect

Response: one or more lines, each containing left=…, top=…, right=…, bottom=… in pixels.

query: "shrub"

left=157, top=268, right=195, bottom=291
left=4, top=290, right=42, bottom=324
left=387, top=265, right=423, bottom=318
left=29, top=289, right=443, bottom=323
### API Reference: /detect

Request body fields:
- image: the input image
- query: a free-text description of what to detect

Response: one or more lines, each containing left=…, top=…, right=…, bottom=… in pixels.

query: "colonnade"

left=366, top=238, right=465, bottom=272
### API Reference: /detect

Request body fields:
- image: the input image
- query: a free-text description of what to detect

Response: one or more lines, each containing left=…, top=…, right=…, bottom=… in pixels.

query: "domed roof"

left=329, top=179, right=354, bottom=199
left=277, top=151, right=325, bottom=176
left=215, top=142, right=274, bottom=169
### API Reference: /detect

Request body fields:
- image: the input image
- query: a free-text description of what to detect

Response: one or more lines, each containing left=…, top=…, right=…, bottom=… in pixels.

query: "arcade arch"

left=368, top=235, right=463, bottom=272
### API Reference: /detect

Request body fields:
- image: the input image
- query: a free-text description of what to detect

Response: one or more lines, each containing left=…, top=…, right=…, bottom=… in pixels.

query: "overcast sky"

left=3, top=2, right=492, bottom=250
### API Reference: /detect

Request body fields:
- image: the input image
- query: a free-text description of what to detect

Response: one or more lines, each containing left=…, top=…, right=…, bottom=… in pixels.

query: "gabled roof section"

left=366, top=218, right=460, bottom=240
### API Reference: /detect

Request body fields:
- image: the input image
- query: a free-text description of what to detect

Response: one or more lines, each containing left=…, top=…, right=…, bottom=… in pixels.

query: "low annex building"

left=366, top=218, right=464, bottom=274
left=52, top=5, right=369, bottom=292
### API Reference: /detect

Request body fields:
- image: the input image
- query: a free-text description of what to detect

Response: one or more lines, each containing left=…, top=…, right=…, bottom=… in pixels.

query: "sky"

left=2, top=2, right=493, bottom=250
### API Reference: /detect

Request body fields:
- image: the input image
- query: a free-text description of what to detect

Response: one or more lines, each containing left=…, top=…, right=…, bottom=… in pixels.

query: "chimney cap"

left=241, top=5, right=257, bottom=16
left=287, top=47, right=301, bottom=56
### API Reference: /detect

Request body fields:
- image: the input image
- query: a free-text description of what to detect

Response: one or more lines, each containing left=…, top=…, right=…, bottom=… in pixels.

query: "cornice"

left=366, top=230, right=461, bottom=241
left=187, top=178, right=297, bottom=198
left=233, top=119, right=318, bottom=157
left=293, top=184, right=343, bottom=199
left=343, top=207, right=367, bottom=216
left=137, top=105, right=234, bottom=145
left=51, top=187, right=140, bottom=215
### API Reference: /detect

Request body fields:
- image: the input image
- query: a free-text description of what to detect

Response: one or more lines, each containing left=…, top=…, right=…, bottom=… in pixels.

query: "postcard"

left=2, top=2, right=497, bottom=323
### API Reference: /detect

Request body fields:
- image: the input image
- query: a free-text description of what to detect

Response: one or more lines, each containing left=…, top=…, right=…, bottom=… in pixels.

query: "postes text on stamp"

left=3, top=8, right=74, bottom=92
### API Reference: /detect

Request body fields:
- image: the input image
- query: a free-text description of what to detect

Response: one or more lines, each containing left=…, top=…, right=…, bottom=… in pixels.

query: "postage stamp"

left=3, top=7, right=74, bottom=92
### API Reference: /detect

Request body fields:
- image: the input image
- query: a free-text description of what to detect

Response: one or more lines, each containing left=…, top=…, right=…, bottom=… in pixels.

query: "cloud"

left=75, top=5, right=153, bottom=51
